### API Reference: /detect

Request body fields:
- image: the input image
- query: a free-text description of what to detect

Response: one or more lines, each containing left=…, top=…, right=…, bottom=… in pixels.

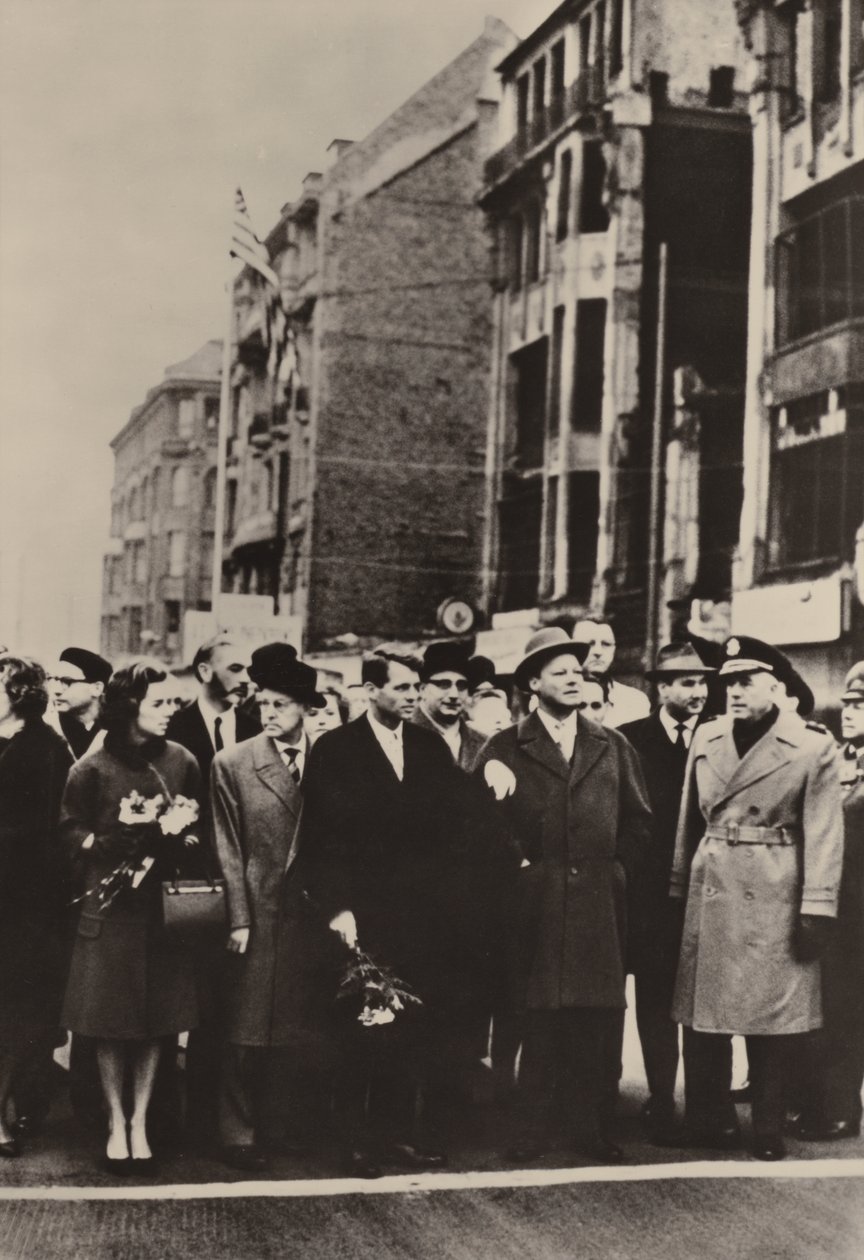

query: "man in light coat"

left=670, top=635, right=843, bottom=1161
left=211, top=643, right=334, bottom=1172
left=475, top=627, right=651, bottom=1164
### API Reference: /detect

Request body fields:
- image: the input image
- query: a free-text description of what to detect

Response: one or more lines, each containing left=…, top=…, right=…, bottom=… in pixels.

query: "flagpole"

left=210, top=277, right=234, bottom=622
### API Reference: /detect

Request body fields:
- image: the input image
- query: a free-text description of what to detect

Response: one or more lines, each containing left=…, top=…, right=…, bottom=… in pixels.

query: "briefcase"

left=161, top=878, right=227, bottom=937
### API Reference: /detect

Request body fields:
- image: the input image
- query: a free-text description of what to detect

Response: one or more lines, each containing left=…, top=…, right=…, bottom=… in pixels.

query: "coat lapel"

left=568, top=716, right=608, bottom=788
left=253, top=732, right=302, bottom=821
left=517, top=712, right=569, bottom=781
left=708, top=712, right=800, bottom=811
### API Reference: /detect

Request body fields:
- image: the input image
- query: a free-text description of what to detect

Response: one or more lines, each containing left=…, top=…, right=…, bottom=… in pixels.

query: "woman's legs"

left=96, top=1040, right=129, bottom=1160
left=0, top=1049, right=18, bottom=1143
left=128, top=1039, right=161, bottom=1160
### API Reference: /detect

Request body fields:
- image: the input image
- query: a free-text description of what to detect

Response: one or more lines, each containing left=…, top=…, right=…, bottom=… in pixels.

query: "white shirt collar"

left=658, top=707, right=698, bottom=741
left=420, top=705, right=462, bottom=757
left=197, top=696, right=236, bottom=745
left=366, top=710, right=403, bottom=744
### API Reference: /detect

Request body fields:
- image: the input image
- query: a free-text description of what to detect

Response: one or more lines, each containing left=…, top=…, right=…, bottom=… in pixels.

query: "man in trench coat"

left=670, top=635, right=844, bottom=1161
left=211, top=644, right=335, bottom=1172
left=474, top=627, right=651, bottom=1163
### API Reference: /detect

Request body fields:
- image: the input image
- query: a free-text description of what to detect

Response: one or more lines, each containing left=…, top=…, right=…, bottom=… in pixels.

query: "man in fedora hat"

left=475, top=627, right=651, bottom=1163
left=619, top=642, right=713, bottom=1141
left=211, top=643, right=334, bottom=1172
left=669, top=635, right=843, bottom=1160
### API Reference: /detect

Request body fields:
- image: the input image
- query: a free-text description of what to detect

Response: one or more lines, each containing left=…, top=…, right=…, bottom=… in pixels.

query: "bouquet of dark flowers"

left=337, top=945, right=423, bottom=1028
left=73, top=790, right=200, bottom=913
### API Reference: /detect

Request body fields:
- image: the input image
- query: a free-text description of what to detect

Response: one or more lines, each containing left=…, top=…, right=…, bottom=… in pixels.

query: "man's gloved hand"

left=793, top=914, right=835, bottom=963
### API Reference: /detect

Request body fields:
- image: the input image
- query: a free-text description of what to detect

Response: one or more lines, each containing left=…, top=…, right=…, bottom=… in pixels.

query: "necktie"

left=282, top=746, right=301, bottom=785
left=674, top=722, right=688, bottom=749
left=213, top=715, right=224, bottom=752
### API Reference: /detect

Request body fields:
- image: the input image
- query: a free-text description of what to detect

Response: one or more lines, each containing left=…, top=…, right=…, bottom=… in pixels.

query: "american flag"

left=230, top=187, right=279, bottom=290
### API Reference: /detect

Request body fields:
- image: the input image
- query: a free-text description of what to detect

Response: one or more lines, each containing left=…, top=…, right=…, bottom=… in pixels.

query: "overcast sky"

left=0, top=0, right=546, bottom=660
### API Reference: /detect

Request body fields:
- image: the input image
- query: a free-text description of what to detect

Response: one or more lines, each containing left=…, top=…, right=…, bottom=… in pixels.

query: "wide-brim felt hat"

left=249, top=642, right=325, bottom=706
left=646, top=642, right=715, bottom=679
left=514, top=627, right=588, bottom=691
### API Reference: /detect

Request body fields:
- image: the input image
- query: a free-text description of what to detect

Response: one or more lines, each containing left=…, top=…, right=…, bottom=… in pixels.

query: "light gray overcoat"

left=670, top=711, right=843, bottom=1035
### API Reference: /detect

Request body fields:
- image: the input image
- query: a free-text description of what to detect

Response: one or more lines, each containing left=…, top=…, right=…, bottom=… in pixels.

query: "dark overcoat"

left=211, top=732, right=337, bottom=1049
left=60, top=737, right=201, bottom=1040
left=297, top=714, right=460, bottom=1004
left=473, top=712, right=651, bottom=1011
left=670, top=711, right=844, bottom=1034
left=0, top=719, right=73, bottom=1050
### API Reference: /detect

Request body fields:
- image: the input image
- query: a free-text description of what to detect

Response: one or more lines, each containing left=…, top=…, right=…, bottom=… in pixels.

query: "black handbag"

left=161, top=876, right=227, bottom=938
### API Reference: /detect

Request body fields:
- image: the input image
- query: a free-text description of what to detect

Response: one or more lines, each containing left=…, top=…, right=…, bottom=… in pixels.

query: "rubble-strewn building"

left=733, top=0, right=864, bottom=708
left=478, top=0, right=753, bottom=667
left=225, top=18, right=518, bottom=652
left=101, top=341, right=222, bottom=662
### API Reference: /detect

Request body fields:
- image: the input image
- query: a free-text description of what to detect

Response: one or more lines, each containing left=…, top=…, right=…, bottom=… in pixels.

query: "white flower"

left=159, top=795, right=200, bottom=836
left=118, top=791, right=164, bottom=826
left=484, top=759, right=516, bottom=801
left=358, top=1005, right=396, bottom=1027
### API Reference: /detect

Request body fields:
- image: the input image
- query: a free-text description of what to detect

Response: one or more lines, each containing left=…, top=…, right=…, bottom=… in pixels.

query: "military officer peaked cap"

left=646, top=642, right=714, bottom=679
left=514, top=627, right=589, bottom=691
left=718, top=635, right=788, bottom=678
left=842, top=661, right=864, bottom=704
left=249, top=642, right=325, bottom=706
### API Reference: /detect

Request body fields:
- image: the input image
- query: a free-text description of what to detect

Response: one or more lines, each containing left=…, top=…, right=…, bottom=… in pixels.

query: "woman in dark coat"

left=0, top=656, right=73, bottom=1157
left=61, top=660, right=201, bottom=1171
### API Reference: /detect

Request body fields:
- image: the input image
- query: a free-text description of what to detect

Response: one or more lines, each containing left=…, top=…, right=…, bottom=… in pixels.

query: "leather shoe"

left=753, top=1135, right=786, bottom=1161
left=100, top=1155, right=131, bottom=1176
left=130, top=1157, right=158, bottom=1177
left=0, top=1139, right=20, bottom=1159
left=386, top=1143, right=446, bottom=1169
left=221, top=1145, right=269, bottom=1173
left=342, top=1150, right=382, bottom=1179
left=572, top=1136, right=626, bottom=1164
left=730, top=1083, right=752, bottom=1103
left=11, top=1115, right=42, bottom=1139
left=797, top=1118, right=861, bottom=1142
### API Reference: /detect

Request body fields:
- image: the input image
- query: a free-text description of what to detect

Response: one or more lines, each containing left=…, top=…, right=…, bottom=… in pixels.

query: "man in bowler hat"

left=211, top=643, right=333, bottom=1171
left=475, top=627, right=651, bottom=1163
left=618, top=642, right=713, bottom=1141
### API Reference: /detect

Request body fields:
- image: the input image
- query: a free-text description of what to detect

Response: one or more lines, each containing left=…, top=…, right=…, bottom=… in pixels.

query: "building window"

left=171, top=465, right=189, bottom=508
left=532, top=57, right=546, bottom=134
left=609, top=0, right=624, bottom=78
left=509, top=215, right=525, bottom=290
left=204, top=466, right=218, bottom=509
left=542, top=476, right=559, bottom=597
left=768, top=389, right=864, bottom=570
left=226, top=480, right=238, bottom=537
left=511, top=338, right=548, bottom=470
left=498, top=474, right=543, bottom=611
left=204, top=396, right=220, bottom=433
left=164, top=600, right=181, bottom=636
left=572, top=300, right=606, bottom=433
left=177, top=398, right=195, bottom=439
left=817, top=0, right=843, bottom=102
left=550, top=40, right=566, bottom=125
left=579, top=12, right=592, bottom=75
left=549, top=306, right=566, bottom=436
left=594, top=0, right=607, bottom=92
left=556, top=150, right=573, bottom=242
left=569, top=471, right=600, bottom=602
left=579, top=141, right=610, bottom=233
left=128, top=607, right=143, bottom=654
left=775, top=195, right=864, bottom=346
left=708, top=66, right=735, bottom=108
left=525, top=199, right=544, bottom=284
left=150, top=466, right=161, bottom=515
left=516, top=73, right=530, bottom=141
left=133, top=541, right=147, bottom=587
left=168, top=531, right=186, bottom=577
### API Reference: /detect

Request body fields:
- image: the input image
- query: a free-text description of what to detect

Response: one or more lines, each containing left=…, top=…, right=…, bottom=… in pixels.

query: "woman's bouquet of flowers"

left=337, top=945, right=422, bottom=1028
left=74, top=790, right=200, bottom=912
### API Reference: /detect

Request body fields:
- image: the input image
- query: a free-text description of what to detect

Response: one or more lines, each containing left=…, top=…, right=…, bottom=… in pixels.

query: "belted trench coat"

left=670, top=711, right=844, bottom=1035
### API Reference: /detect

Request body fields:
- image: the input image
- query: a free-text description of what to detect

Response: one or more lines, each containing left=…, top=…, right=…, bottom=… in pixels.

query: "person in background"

left=618, top=643, right=713, bottom=1143
left=468, top=688, right=511, bottom=739
left=48, top=648, right=113, bottom=760
left=0, top=656, right=73, bottom=1157
left=669, top=636, right=843, bottom=1161
left=165, top=633, right=259, bottom=1152
left=61, top=660, right=201, bottom=1174
left=413, top=642, right=486, bottom=772
left=304, top=684, right=348, bottom=743
left=475, top=627, right=651, bottom=1165
left=571, top=617, right=650, bottom=728
left=576, top=673, right=611, bottom=725
left=212, top=644, right=336, bottom=1172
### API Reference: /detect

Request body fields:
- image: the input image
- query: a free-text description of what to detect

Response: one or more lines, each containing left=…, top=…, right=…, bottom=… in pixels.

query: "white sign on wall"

left=731, top=574, right=845, bottom=646
left=182, top=609, right=302, bottom=665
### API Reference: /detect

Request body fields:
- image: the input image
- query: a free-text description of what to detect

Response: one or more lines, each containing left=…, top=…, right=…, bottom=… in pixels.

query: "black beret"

left=59, top=647, right=113, bottom=684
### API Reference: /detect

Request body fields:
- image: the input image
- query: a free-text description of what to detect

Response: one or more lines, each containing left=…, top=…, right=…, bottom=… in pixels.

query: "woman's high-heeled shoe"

left=0, top=1138, right=20, bottom=1159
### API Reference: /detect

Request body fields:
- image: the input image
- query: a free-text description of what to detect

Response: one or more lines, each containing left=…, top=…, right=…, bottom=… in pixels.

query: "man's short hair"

left=361, top=650, right=422, bottom=688
left=192, top=634, right=238, bottom=681
left=581, top=671, right=611, bottom=700
left=575, top=613, right=615, bottom=633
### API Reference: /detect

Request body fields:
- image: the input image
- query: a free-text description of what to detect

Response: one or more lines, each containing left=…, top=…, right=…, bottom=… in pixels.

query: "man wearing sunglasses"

left=413, top=641, right=487, bottom=772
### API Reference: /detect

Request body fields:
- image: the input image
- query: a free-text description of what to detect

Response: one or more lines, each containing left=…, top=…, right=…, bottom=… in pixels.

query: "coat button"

left=744, top=890, right=755, bottom=900
left=569, top=866, right=579, bottom=877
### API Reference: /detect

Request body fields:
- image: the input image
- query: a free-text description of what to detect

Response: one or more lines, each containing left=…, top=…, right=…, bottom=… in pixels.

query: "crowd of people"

left=0, top=615, right=861, bottom=1178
